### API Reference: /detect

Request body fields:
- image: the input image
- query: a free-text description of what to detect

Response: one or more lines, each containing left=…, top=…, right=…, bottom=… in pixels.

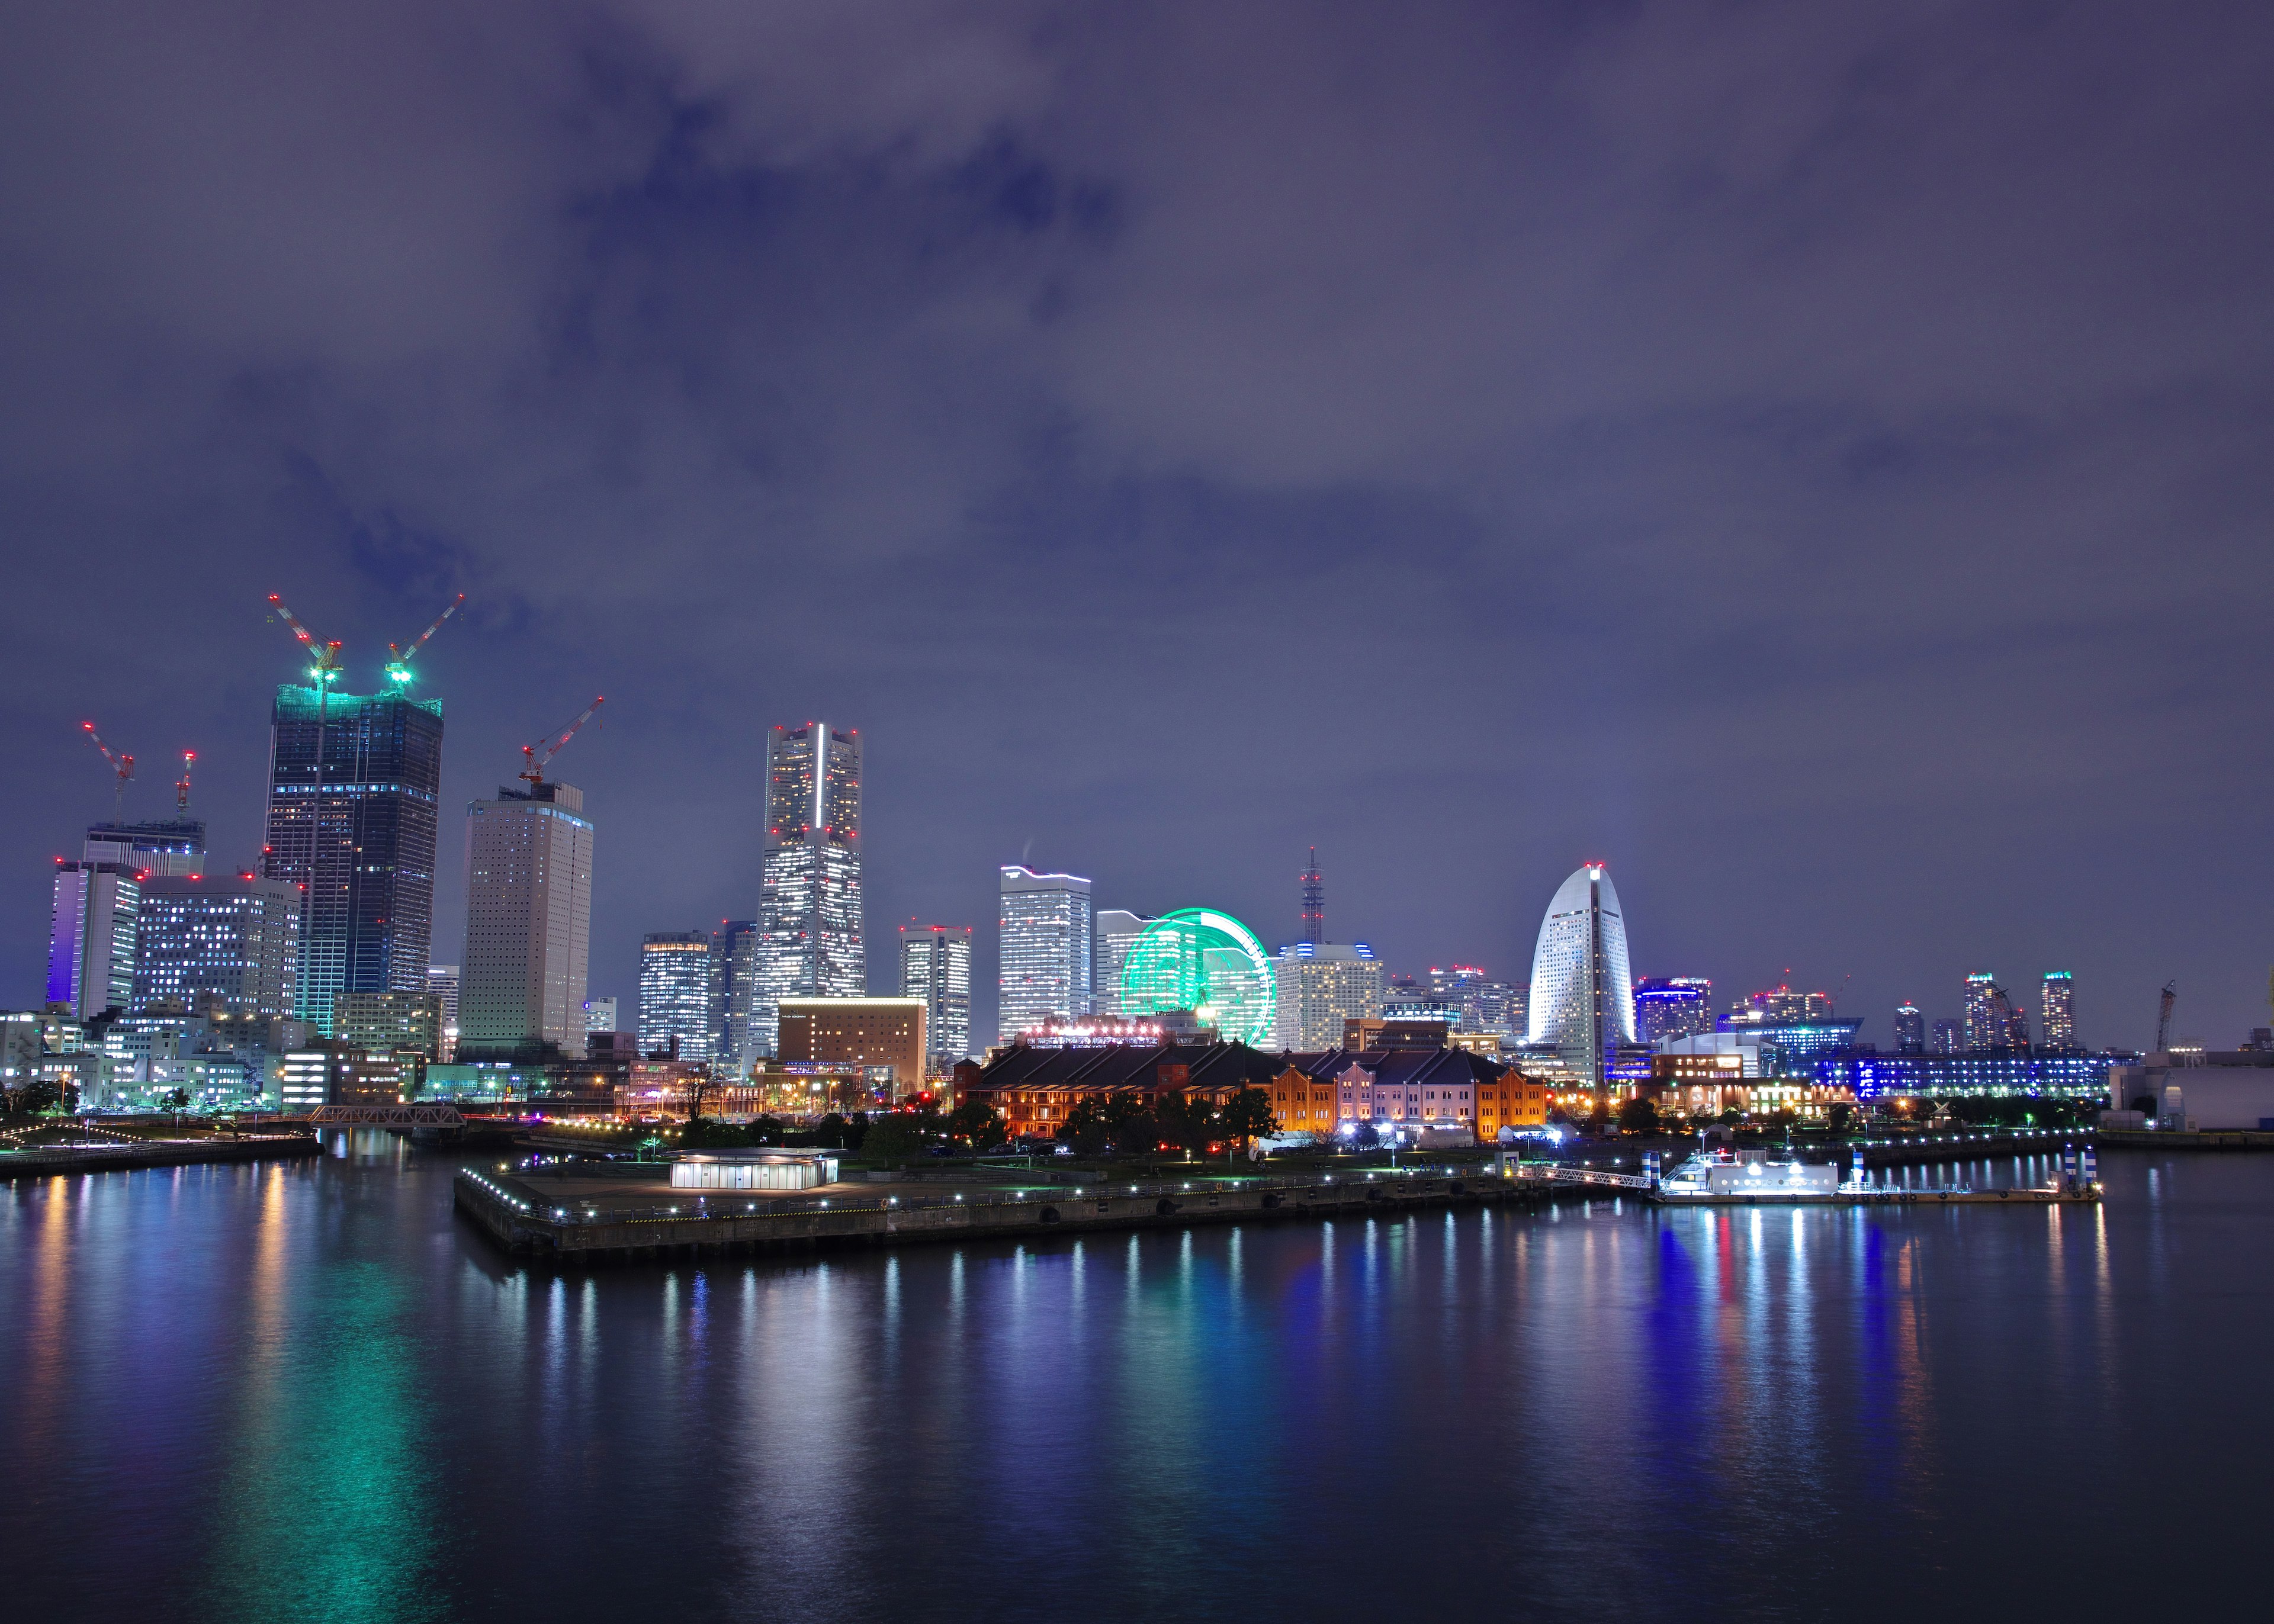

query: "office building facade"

left=131, top=873, right=301, bottom=1018
left=261, top=685, right=445, bottom=1035
left=900, top=925, right=974, bottom=1069
left=83, top=819, right=206, bottom=877
left=1000, top=866, right=1093, bottom=1038
left=1931, top=1018, right=1961, bottom=1055
left=48, top=860, right=141, bottom=1020
left=752, top=723, right=863, bottom=1054
left=1273, top=942, right=1384, bottom=1050
left=1635, top=977, right=1713, bottom=1046
left=334, top=991, right=446, bottom=1060
left=778, top=997, right=928, bottom=1100
left=458, top=782, right=593, bottom=1055
left=638, top=932, right=714, bottom=1060
left=711, top=920, right=761, bottom=1076
left=1525, top=864, right=1635, bottom=1086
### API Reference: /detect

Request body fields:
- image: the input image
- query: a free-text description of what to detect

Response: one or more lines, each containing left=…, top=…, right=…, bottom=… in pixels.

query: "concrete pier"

left=454, top=1165, right=1556, bottom=1262
left=0, top=1134, right=320, bottom=1179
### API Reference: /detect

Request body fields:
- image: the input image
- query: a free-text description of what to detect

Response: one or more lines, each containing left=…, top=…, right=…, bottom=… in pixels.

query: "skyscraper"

left=999, top=866, right=1092, bottom=1038
left=2041, top=972, right=2076, bottom=1050
left=1893, top=1002, right=1926, bottom=1056
left=1299, top=849, right=1324, bottom=946
left=458, top=781, right=593, bottom=1055
left=1430, top=966, right=1521, bottom=1037
left=708, top=920, right=761, bottom=1075
left=900, top=925, right=974, bottom=1069
left=132, top=873, right=300, bottom=1017
left=1273, top=942, right=1383, bottom=1049
left=1525, top=863, right=1634, bottom=1085
left=1635, top=977, right=1713, bottom=1046
left=261, top=684, right=445, bottom=1035
left=1931, top=1018, right=1961, bottom=1055
left=752, top=723, right=863, bottom=1054
left=48, top=859, right=140, bottom=1020
left=638, top=932, right=713, bottom=1060
left=1091, top=909, right=1154, bottom=1017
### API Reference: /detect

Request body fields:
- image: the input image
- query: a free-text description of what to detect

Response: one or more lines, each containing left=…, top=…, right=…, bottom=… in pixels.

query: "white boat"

left=1652, top=1145, right=1846, bottom=1204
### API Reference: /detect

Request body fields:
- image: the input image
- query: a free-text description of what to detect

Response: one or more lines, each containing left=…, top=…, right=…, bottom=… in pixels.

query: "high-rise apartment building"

left=752, top=723, right=863, bottom=1054
left=638, top=932, right=714, bottom=1060
left=1000, top=866, right=1092, bottom=1038
left=1738, top=984, right=1838, bottom=1024
left=1525, top=863, right=1634, bottom=1085
left=1273, top=942, right=1384, bottom=1050
left=900, top=925, right=974, bottom=1069
left=1963, top=973, right=2028, bottom=1053
left=2040, top=972, right=2076, bottom=1051
left=83, top=819, right=206, bottom=877
left=1635, top=977, right=1714, bottom=1046
left=132, top=873, right=301, bottom=1018
left=711, top=920, right=761, bottom=1076
left=458, top=782, right=593, bottom=1056
left=261, top=684, right=445, bottom=1035
left=1430, top=966, right=1521, bottom=1037
left=1931, top=1018, right=1961, bottom=1055
left=47, top=859, right=140, bottom=1020
left=1893, top=1002, right=1926, bottom=1056
left=1091, top=909, right=1154, bottom=1017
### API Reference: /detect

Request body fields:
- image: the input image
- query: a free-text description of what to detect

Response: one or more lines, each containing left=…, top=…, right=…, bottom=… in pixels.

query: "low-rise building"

left=2108, top=1051, right=2274, bottom=1130
left=777, top=997, right=927, bottom=1101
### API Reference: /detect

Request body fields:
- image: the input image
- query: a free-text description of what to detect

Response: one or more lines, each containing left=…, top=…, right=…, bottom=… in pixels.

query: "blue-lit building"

left=1817, top=1052, right=2122, bottom=1100
left=1635, top=977, right=1712, bottom=1046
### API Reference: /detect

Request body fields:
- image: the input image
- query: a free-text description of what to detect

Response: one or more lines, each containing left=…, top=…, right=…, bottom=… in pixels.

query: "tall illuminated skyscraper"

left=711, top=919, right=761, bottom=1075
left=900, top=925, right=974, bottom=1069
left=1272, top=942, right=1383, bottom=1049
left=638, top=932, right=713, bottom=1060
left=458, top=782, right=593, bottom=1055
left=999, top=866, right=1091, bottom=1038
left=752, top=723, right=863, bottom=1054
left=133, top=874, right=300, bottom=1018
left=1893, top=1002, right=1926, bottom=1055
left=261, top=684, right=444, bottom=1035
left=1963, top=972, right=2027, bottom=1052
left=2040, top=972, right=2076, bottom=1051
left=47, top=859, right=141, bottom=1020
left=1525, top=863, right=1634, bottom=1085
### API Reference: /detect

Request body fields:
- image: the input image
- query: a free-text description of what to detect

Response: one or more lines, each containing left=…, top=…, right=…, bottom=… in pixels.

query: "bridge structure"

left=309, top=1104, right=466, bottom=1128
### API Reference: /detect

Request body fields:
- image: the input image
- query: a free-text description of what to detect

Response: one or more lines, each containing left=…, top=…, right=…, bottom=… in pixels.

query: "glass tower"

left=638, top=932, right=714, bottom=1060
left=1893, top=1002, right=1926, bottom=1055
left=1525, top=863, right=1635, bottom=1085
left=47, top=860, right=141, bottom=1020
left=262, top=685, right=444, bottom=1036
left=999, top=866, right=1092, bottom=1039
left=753, top=723, right=863, bottom=1054
left=899, top=925, right=974, bottom=1068
left=1635, top=976, right=1713, bottom=1046
left=711, top=919, right=761, bottom=1075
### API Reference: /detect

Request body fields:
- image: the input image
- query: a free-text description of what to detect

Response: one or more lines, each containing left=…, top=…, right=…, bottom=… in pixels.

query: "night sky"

left=4, top=3, right=2270, bottom=1051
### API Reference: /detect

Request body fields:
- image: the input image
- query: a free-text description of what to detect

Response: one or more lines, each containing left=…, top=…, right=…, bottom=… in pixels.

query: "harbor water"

left=2, top=1135, right=2266, bottom=1622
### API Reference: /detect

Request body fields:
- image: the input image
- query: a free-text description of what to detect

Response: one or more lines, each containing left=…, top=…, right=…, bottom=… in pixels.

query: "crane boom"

left=2156, top=980, right=2177, bottom=1053
left=519, top=696, right=605, bottom=789
left=385, top=593, right=467, bottom=684
left=176, top=750, right=197, bottom=813
left=81, top=721, right=135, bottom=820
left=266, top=593, right=343, bottom=685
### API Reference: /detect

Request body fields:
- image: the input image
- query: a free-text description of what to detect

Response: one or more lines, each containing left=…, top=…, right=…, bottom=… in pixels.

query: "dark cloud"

left=2, top=1, right=2270, bottom=1047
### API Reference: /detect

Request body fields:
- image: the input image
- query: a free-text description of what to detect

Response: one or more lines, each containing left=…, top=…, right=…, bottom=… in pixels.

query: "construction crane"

left=520, top=696, right=605, bottom=790
left=175, top=750, right=197, bottom=814
left=80, top=721, right=134, bottom=821
left=384, top=593, right=466, bottom=687
left=2155, top=980, right=2177, bottom=1053
left=268, top=593, right=345, bottom=815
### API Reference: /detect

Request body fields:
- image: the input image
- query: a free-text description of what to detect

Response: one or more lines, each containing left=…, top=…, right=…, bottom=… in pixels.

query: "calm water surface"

left=3, top=1136, right=2267, bottom=1622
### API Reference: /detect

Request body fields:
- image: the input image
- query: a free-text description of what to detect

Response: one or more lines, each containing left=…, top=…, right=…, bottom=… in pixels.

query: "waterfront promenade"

left=0, top=1130, right=319, bottom=1179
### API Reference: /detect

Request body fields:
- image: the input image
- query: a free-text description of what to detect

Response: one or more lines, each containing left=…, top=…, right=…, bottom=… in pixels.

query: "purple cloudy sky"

left=3, top=2, right=2270, bottom=1049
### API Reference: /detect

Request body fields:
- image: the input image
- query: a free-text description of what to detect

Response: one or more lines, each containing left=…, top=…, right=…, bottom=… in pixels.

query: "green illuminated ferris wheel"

left=1117, top=909, right=1277, bottom=1046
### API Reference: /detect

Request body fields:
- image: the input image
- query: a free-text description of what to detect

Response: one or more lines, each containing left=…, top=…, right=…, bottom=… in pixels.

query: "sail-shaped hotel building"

left=1525, top=863, right=1635, bottom=1086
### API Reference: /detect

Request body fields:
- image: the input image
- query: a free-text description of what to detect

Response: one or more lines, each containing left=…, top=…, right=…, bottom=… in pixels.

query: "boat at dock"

left=1646, top=1143, right=2102, bottom=1206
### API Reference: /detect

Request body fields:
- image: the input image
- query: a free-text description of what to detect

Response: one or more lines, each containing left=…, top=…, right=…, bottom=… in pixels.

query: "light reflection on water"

left=2, top=1150, right=2270, bottom=1622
